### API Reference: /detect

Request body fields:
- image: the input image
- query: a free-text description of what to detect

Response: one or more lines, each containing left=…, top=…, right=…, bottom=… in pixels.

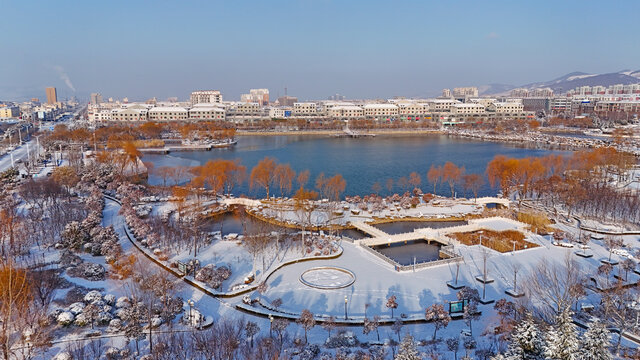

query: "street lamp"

left=344, top=296, right=348, bottom=320
left=188, top=299, right=194, bottom=327
left=478, top=231, right=484, bottom=247
left=269, top=314, right=274, bottom=338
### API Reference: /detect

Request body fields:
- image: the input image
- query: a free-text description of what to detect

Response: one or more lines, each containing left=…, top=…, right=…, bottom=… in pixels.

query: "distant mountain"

left=479, top=69, right=640, bottom=95
left=477, top=84, right=516, bottom=96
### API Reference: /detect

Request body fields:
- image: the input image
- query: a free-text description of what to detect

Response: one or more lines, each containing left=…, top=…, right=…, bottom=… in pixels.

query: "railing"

left=359, top=243, right=462, bottom=272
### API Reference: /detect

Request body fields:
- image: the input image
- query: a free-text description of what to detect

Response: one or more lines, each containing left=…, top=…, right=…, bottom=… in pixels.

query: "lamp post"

left=344, top=296, right=348, bottom=320
left=188, top=299, right=194, bottom=327
left=269, top=314, right=274, bottom=338
left=478, top=231, right=484, bottom=247
left=482, top=253, right=488, bottom=300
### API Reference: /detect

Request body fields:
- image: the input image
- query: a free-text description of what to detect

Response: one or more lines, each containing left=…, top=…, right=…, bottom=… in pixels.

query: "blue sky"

left=1, top=0, right=638, bottom=101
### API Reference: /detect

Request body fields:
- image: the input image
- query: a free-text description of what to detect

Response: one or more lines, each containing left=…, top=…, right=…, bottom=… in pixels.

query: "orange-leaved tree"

left=427, top=164, right=442, bottom=194
left=442, top=162, right=464, bottom=198
left=250, top=157, right=277, bottom=199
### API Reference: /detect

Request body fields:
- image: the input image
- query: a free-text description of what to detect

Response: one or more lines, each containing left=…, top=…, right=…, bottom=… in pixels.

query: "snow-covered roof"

left=189, top=107, right=225, bottom=112
left=332, top=105, right=363, bottom=111
left=452, top=103, right=485, bottom=108
left=362, top=104, right=398, bottom=109
left=149, top=107, right=188, bottom=113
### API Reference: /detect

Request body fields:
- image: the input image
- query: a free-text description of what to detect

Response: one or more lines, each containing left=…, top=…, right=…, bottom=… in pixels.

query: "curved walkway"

left=103, top=195, right=353, bottom=322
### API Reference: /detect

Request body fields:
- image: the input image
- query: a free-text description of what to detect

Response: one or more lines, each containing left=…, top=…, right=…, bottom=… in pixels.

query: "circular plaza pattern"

left=299, top=266, right=356, bottom=289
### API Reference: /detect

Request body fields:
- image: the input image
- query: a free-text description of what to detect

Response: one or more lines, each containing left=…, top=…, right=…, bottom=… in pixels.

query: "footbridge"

left=221, top=197, right=262, bottom=207
left=473, top=197, right=510, bottom=208
left=352, top=221, right=444, bottom=247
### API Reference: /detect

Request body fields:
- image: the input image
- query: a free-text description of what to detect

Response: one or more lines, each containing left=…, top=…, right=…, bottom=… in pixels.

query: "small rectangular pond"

left=370, top=240, right=441, bottom=266
left=373, top=220, right=467, bottom=235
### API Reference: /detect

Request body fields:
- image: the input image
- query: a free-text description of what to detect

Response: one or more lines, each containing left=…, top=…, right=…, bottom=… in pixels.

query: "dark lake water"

left=373, top=220, right=468, bottom=235
left=144, top=134, right=566, bottom=198
left=371, top=240, right=441, bottom=265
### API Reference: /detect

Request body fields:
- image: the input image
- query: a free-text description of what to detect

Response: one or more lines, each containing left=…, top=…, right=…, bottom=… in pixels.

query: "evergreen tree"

left=503, top=311, right=545, bottom=359
left=579, top=318, right=612, bottom=360
left=395, top=333, right=420, bottom=360
left=544, top=307, right=579, bottom=360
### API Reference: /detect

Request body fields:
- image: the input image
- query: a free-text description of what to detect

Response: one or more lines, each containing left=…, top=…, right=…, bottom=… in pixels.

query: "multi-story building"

left=0, top=105, right=20, bottom=118
left=396, top=102, right=429, bottom=117
left=111, top=105, right=150, bottom=121
left=441, top=89, right=452, bottom=98
left=450, top=103, right=486, bottom=115
left=329, top=105, right=364, bottom=119
left=522, top=98, right=551, bottom=113
left=293, top=102, right=318, bottom=117
left=428, top=99, right=460, bottom=112
left=453, top=87, right=478, bottom=97
left=190, top=90, right=222, bottom=105
left=277, top=96, right=298, bottom=107
left=487, top=102, right=524, bottom=114
left=90, top=93, right=103, bottom=105
left=241, top=89, right=270, bottom=105
left=188, top=106, right=225, bottom=120
left=148, top=107, right=188, bottom=121
left=594, top=100, right=640, bottom=113
left=363, top=103, right=399, bottom=118
left=550, top=97, right=572, bottom=113
left=269, top=107, right=292, bottom=119
left=46, top=87, right=57, bottom=104
left=531, top=88, right=553, bottom=97
left=510, top=88, right=529, bottom=98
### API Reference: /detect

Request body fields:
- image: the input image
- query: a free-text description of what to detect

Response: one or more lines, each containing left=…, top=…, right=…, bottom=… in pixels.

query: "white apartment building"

left=469, top=98, right=497, bottom=107
left=293, top=102, right=318, bottom=116
left=226, top=102, right=264, bottom=120
left=111, top=107, right=149, bottom=121
left=188, top=107, right=225, bottom=120
left=397, top=102, right=429, bottom=116
left=329, top=105, right=364, bottom=119
left=269, top=107, right=292, bottom=119
left=363, top=103, right=399, bottom=117
left=190, top=90, right=222, bottom=105
left=450, top=103, right=486, bottom=115
left=0, top=106, right=19, bottom=118
left=551, top=97, right=572, bottom=112
left=428, top=99, right=461, bottom=112
left=92, top=109, right=113, bottom=121
left=148, top=107, right=188, bottom=121
left=241, top=89, right=269, bottom=105
left=453, top=87, right=479, bottom=97
left=488, top=102, right=524, bottom=113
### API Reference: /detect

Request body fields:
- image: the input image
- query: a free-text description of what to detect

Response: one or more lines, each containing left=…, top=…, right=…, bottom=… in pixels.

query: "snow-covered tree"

left=425, top=303, right=451, bottom=340
left=579, top=318, right=612, bottom=360
left=296, top=309, right=315, bottom=344
left=386, top=295, right=398, bottom=318
left=503, top=311, right=545, bottom=359
left=544, top=307, right=579, bottom=360
left=395, top=334, right=420, bottom=360
left=446, top=337, right=460, bottom=360
left=244, top=321, right=259, bottom=348
left=121, top=301, right=145, bottom=355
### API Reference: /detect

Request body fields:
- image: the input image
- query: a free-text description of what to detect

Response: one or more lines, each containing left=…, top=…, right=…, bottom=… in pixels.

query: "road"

left=0, top=105, right=83, bottom=173
left=0, top=138, right=40, bottom=173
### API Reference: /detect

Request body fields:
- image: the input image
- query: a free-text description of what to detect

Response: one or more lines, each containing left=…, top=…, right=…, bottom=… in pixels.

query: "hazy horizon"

left=1, top=0, right=639, bottom=102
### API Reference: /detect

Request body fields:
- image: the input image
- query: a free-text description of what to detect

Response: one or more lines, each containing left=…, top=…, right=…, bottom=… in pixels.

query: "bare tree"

left=245, top=321, right=259, bottom=348
left=526, top=254, right=586, bottom=320
left=322, top=316, right=336, bottom=339
left=386, top=295, right=398, bottom=318
left=297, top=309, right=316, bottom=344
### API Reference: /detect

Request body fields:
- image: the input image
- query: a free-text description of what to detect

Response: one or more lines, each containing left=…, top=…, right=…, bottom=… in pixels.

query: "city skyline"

left=1, top=1, right=639, bottom=101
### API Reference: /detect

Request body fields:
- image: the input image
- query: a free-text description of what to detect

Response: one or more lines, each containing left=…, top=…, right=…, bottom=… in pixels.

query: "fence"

left=359, top=243, right=462, bottom=272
